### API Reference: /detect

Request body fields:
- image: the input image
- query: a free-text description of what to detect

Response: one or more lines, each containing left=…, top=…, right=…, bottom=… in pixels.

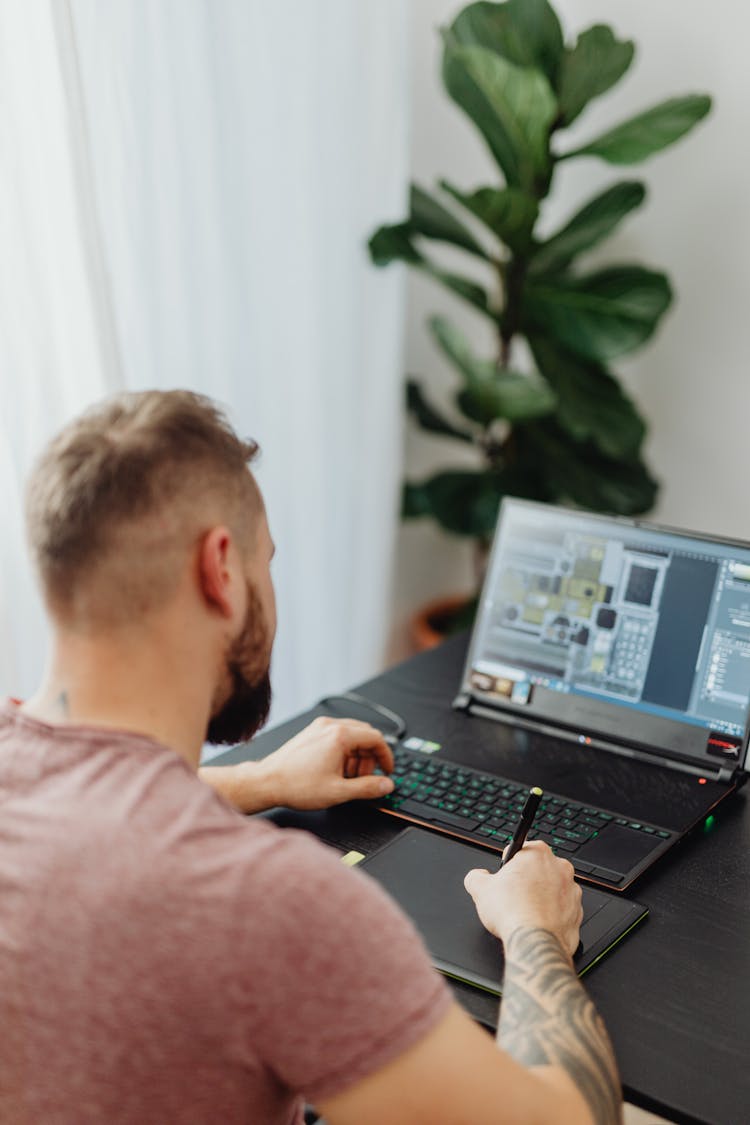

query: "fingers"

left=464, top=846, right=582, bottom=950
left=343, top=749, right=382, bottom=779
left=328, top=773, right=395, bottom=806
left=514, top=839, right=552, bottom=854
left=463, top=867, right=490, bottom=897
left=314, top=716, right=395, bottom=773
left=346, top=749, right=388, bottom=778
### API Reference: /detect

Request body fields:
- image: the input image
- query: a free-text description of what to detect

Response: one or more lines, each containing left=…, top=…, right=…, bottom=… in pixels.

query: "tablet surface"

left=360, top=828, right=647, bottom=995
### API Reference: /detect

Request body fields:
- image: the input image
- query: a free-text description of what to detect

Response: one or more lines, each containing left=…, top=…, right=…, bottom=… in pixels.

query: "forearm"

left=498, top=927, right=622, bottom=1125
left=199, top=719, right=395, bottom=814
left=199, top=761, right=281, bottom=814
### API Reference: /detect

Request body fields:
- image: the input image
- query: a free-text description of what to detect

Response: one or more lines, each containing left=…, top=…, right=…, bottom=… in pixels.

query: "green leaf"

left=557, top=26, right=635, bottom=126
left=403, top=470, right=502, bottom=537
left=528, top=335, right=645, bottom=457
left=456, top=374, right=556, bottom=426
left=368, top=221, right=495, bottom=319
left=432, top=271, right=493, bottom=316
left=429, top=316, right=556, bottom=423
left=529, top=180, right=645, bottom=276
left=409, top=184, right=491, bottom=260
left=440, top=180, right=539, bottom=254
left=406, top=380, right=474, bottom=443
left=368, top=222, right=422, bottom=266
left=561, top=95, right=712, bottom=165
left=523, top=266, right=672, bottom=361
left=368, top=184, right=491, bottom=262
left=449, top=0, right=564, bottom=87
left=429, top=315, right=494, bottom=381
left=441, top=41, right=557, bottom=190
left=520, top=420, right=658, bottom=514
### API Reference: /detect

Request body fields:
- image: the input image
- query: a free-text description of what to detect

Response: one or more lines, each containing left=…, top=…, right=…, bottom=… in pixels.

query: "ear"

left=197, top=526, right=244, bottom=620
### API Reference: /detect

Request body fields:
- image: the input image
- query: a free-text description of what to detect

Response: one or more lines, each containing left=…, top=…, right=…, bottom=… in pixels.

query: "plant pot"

left=409, top=592, right=475, bottom=652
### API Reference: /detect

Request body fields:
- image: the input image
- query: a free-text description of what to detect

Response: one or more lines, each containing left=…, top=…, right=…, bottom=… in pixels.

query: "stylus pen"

left=500, top=786, right=544, bottom=868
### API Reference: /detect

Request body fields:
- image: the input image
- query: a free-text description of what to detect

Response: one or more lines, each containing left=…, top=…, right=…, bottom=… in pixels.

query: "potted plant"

left=369, top=0, right=711, bottom=648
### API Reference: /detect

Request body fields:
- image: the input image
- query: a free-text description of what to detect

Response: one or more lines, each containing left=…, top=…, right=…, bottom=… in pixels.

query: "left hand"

left=201, top=716, right=395, bottom=814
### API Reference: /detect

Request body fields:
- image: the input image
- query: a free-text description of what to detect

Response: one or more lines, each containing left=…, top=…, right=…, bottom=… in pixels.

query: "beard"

left=206, top=581, right=273, bottom=746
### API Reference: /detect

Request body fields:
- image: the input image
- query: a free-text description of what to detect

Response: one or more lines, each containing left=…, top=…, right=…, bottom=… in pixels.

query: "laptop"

left=376, top=498, right=750, bottom=891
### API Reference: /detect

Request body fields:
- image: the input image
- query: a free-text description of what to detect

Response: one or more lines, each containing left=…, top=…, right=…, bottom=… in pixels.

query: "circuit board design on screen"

left=490, top=532, right=665, bottom=701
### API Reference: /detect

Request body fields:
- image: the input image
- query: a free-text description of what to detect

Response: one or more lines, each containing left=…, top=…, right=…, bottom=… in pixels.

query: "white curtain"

left=0, top=0, right=410, bottom=726
left=0, top=1, right=121, bottom=696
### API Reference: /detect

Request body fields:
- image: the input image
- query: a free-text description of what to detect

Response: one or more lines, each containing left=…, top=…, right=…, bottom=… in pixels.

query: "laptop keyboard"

left=376, top=746, right=671, bottom=887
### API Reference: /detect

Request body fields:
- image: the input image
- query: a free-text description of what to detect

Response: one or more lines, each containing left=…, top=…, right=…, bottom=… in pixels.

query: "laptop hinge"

left=460, top=694, right=734, bottom=784
left=452, top=692, right=472, bottom=713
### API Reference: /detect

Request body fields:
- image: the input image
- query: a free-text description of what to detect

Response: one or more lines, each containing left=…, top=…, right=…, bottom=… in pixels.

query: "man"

left=1, top=390, right=622, bottom=1124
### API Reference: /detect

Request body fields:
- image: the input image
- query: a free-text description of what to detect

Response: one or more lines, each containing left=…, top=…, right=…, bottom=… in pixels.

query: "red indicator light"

left=699, top=777, right=707, bottom=785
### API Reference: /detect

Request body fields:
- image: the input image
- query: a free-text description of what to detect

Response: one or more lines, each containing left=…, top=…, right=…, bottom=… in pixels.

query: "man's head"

left=25, top=389, right=275, bottom=743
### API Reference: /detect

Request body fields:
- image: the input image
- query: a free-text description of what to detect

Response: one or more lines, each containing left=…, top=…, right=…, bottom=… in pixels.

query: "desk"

left=213, top=634, right=750, bottom=1125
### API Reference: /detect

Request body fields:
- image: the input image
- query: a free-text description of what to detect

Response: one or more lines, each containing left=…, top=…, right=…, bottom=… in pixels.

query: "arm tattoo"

left=54, top=691, right=69, bottom=717
left=498, top=927, right=622, bottom=1125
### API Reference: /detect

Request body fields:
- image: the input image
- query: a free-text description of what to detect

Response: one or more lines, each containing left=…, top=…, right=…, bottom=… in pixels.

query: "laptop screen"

left=463, top=499, right=750, bottom=772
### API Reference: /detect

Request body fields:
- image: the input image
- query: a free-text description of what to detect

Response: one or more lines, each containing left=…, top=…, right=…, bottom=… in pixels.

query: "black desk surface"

left=213, top=634, right=750, bottom=1125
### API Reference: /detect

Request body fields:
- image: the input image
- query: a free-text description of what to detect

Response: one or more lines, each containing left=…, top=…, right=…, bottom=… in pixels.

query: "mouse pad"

left=359, top=828, right=647, bottom=995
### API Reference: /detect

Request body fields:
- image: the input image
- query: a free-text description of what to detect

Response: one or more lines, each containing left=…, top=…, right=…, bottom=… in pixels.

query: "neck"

left=22, top=617, right=216, bottom=770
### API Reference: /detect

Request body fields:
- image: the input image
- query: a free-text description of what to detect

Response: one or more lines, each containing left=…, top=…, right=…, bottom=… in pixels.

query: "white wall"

left=391, top=0, right=750, bottom=640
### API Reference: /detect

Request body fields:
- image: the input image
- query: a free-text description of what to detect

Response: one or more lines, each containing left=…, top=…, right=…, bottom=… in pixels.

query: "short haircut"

left=25, top=389, right=261, bottom=626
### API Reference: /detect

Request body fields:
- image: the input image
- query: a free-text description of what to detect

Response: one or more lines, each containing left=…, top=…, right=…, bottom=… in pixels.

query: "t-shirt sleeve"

left=235, top=827, right=452, bottom=1104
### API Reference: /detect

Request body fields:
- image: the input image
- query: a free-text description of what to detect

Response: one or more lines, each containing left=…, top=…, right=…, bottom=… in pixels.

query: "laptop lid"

left=458, top=499, right=750, bottom=778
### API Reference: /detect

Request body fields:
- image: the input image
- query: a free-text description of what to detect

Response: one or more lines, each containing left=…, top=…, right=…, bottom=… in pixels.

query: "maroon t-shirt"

left=0, top=704, right=450, bottom=1123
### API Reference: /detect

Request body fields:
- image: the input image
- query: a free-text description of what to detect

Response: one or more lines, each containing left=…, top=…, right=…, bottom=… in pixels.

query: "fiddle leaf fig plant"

left=369, top=0, right=711, bottom=550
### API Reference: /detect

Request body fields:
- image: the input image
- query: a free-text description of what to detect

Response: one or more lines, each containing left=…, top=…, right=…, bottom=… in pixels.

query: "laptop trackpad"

left=578, top=825, right=656, bottom=873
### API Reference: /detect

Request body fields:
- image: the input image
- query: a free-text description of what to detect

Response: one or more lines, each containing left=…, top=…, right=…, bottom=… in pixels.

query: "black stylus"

left=500, top=786, right=543, bottom=868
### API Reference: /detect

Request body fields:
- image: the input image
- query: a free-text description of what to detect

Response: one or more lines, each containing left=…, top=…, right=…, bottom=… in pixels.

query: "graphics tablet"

left=360, top=828, right=647, bottom=995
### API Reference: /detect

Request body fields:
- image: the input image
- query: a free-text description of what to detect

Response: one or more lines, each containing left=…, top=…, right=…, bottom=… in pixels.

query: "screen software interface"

left=471, top=504, right=750, bottom=756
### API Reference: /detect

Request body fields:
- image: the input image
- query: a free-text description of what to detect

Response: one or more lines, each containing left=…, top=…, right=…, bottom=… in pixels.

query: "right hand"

left=464, top=841, right=583, bottom=958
